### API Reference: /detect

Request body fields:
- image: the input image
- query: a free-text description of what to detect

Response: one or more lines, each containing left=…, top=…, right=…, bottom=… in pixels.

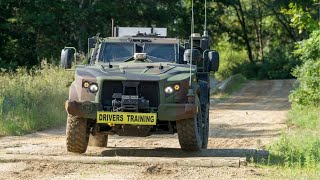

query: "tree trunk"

left=233, top=0, right=254, bottom=63
left=252, top=3, right=259, bottom=61
left=257, top=0, right=264, bottom=62
left=252, top=0, right=264, bottom=62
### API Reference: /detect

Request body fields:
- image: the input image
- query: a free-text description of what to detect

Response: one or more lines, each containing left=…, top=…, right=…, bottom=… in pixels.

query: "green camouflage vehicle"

left=61, top=27, right=219, bottom=153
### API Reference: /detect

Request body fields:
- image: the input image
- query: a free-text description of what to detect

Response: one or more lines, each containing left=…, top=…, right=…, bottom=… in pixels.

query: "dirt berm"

left=0, top=79, right=294, bottom=179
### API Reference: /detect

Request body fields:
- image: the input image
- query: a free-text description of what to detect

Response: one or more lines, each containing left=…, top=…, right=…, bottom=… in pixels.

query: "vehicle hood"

left=75, top=62, right=196, bottom=81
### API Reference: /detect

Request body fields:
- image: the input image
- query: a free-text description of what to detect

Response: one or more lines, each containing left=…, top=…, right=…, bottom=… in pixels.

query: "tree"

left=0, top=0, right=185, bottom=69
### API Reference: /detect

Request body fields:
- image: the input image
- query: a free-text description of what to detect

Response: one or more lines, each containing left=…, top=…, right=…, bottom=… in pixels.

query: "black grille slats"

left=139, top=82, right=159, bottom=107
left=101, top=81, right=123, bottom=106
left=101, top=81, right=159, bottom=108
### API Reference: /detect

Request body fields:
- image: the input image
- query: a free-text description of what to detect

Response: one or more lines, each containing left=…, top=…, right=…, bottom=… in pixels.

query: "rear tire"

left=202, top=104, right=209, bottom=149
left=66, top=115, right=90, bottom=154
left=176, top=100, right=203, bottom=151
left=89, top=134, right=108, bottom=147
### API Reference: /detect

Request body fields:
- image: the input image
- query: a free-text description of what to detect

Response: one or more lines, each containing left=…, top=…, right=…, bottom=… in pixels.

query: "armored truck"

left=61, top=27, right=219, bottom=153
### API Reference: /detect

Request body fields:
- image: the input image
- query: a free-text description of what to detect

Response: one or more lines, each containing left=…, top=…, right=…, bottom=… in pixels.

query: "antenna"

left=204, top=0, right=208, bottom=37
left=111, top=18, right=115, bottom=37
left=189, top=0, right=194, bottom=87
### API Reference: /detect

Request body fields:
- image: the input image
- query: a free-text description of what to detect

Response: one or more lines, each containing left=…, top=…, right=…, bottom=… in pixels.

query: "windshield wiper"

left=124, top=56, right=153, bottom=62
left=146, top=55, right=171, bottom=62
left=124, top=57, right=135, bottom=62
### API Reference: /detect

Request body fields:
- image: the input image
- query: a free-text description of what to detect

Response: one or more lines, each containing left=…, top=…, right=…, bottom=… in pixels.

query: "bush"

left=229, top=59, right=299, bottom=80
left=214, top=35, right=248, bottom=80
left=288, top=105, right=320, bottom=129
left=268, top=104, right=320, bottom=169
left=289, top=30, right=320, bottom=106
left=215, top=35, right=300, bottom=80
left=268, top=132, right=320, bottom=169
left=0, top=64, right=73, bottom=135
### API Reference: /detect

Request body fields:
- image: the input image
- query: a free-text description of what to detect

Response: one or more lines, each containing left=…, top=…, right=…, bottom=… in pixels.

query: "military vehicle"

left=61, top=25, right=219, bottom=153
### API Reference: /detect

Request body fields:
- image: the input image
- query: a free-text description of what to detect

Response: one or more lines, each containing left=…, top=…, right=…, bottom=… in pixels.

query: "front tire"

left=66, top=115, right=90, bottom=154
left=176, top=103, right=203, bottom=151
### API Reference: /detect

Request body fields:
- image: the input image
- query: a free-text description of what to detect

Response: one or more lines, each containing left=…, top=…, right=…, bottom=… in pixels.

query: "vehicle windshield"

left=100, top=42, right=134, bottom=62
left=99, top=42, right=177, bottom=62
left=144, top=43, right=177, bottom=62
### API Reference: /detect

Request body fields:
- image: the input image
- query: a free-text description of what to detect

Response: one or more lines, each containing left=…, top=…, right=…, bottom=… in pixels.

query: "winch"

left=112, top=93, right=150, bottom=111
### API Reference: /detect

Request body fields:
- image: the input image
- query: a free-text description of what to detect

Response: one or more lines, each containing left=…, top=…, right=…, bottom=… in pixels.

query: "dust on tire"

left=66, top=115, right=90, bottom=153
left=176, top=96, right=204, bottom=151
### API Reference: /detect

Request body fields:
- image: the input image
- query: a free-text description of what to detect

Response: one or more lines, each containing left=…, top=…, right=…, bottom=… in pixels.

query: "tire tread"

left=66, top=115, right=89, bottom=153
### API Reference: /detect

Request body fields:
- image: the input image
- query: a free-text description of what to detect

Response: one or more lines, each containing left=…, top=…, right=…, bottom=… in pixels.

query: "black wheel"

left=61, top=49, right=73, bottom=69
left=66, top=115, right=90, bottom=153
left=176, top=97, right=203, bottom=151
left=202, top=104, right=209, bottom=149
left=89, top=134, right=108, bottom=147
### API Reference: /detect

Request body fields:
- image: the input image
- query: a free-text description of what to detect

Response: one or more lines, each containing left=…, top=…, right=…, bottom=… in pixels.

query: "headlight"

left=89, top=83, right=99, bottom=93
left=164, top=86, right=174, bottom=94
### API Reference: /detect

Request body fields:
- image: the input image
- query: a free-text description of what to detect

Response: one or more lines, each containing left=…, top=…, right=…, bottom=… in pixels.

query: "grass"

left=288, top=104, right=320, bottom=129
left=0, top=63, right=73, bottom=135
left=265, top=104, right=320, bottom=177
left=253, top=165, right=320, bottom=179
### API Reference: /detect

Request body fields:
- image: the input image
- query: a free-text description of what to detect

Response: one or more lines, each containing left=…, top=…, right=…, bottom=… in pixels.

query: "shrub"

left=289, top=30, right=320, bottom=106
left=268, top=104, right=320, bottom=169
left=288, top=105, right=320, bottom=129
left=215, top=36, right=300, bottom=80
left=214, top=35, right=248, bottom=80
left=268, top=132, right=320, bottom=169
left=0, top=64, right=73, bottom=135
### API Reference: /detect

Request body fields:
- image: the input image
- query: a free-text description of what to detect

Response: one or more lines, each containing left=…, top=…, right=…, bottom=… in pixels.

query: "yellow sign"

left=97, top=112, right=157, bottom=125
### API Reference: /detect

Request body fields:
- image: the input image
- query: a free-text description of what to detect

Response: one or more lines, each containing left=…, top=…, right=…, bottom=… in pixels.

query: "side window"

left=179, top=46, right=185, bottom=64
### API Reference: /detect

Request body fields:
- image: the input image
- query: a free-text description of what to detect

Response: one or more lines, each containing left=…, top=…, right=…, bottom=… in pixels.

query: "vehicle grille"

left=101, top=81, right=160, bottom=107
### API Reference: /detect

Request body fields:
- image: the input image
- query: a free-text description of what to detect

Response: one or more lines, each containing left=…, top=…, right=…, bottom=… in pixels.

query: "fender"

left=68, top=81, right=80, bottom=101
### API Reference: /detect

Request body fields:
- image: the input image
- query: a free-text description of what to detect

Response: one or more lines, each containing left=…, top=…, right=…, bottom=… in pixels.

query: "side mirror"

left=208, top=51, right=219, bottom=72
left=183, top=49, right=201, bottom=63
left=60, top=47, right=77, bottom=69
left=88, top=38, right=97, bottom=49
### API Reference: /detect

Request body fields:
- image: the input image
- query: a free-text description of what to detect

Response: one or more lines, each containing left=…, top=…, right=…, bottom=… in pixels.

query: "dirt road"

left=0, top=80, right=294, bottom=179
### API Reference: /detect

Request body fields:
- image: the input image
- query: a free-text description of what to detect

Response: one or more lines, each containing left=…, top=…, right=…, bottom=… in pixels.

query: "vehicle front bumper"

left=65, top=100, right=197, bottom=121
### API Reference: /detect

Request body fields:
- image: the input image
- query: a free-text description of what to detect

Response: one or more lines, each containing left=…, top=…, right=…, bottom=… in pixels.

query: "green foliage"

left=289, top=30, right=320, bottom=106
left=294, top=30, right=320, bottom=62
left=231, top=59, right=299, bottom=80
left=0, top=0, right=317, bottom=78
left=218, top=44, right=300, bottom=80
left=281, top=2, right=319, bottom=34
left=268, top=132, right=320, bottom=169
left=211, top=0, right=317, bottom=80
left=0, top=0, right=184, bottom=69
left=214, top=35, right=248, bottom=80
left=268, top=104, right=320, bottom=169
left=0, top=64, right=73, bottom=135
left=288, top=104, right=320, bottom=129
left=266, top=2, right=320, bottom=171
